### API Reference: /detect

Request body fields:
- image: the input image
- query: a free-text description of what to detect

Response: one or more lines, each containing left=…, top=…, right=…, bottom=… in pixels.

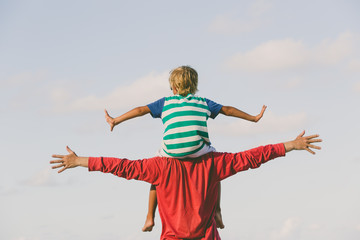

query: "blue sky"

left=1, top=0, right=359, bottom=239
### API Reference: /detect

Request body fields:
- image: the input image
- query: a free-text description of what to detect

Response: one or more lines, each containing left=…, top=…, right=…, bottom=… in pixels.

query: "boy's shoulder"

left=165, top=94, right=207, bottom=102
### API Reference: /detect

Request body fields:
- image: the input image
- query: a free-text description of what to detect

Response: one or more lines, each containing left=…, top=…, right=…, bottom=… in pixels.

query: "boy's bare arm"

left=105, top=106, right=151, bottom=131
left=220, top=105, right=267, bottom=122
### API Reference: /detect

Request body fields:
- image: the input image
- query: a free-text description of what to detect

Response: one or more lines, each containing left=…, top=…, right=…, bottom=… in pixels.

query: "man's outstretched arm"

left=50, top=146, right=162, bottom=184
left=214, top=131, right=322, bottom=181
left=50, top=131, right=321, bottom=177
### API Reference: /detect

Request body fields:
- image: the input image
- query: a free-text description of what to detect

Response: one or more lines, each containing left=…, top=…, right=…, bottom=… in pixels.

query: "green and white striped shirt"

left=148, top=94, right=222, bottom=158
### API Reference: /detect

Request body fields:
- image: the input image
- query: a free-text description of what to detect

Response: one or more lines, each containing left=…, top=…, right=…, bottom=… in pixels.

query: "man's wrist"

left=283, top=140, right=295, bottom=153
left=76, top=157, right=89, bottom=167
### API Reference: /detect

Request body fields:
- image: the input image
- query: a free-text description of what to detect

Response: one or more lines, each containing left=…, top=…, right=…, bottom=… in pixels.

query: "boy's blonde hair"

left=169, top=66, right=198, bottom=96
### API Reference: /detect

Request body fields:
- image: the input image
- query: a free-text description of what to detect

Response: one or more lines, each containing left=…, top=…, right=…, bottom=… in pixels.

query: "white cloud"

left=271, top=218, right=301, bottom=240
left=347, top=59, right=360, bottom=72
left=51, top=71, right=170, bottom=113
left=226, top=38, right=308, bottom=72
left=225, top=32, right=358, bottom=72
left=208, top=0, right=272, bottom=34
left=354, top=82, right=360, bottom=93
left=248, top=0, right=273, bottom=17
left=208, top=14, right=263, bottom=34
left=356, top=224, right=360, bottom=231
left=313, top=32, right=355, bottom=65
left=285, top=76, right=303, bottom=89
left=308, top=223, right=321, bottom=231
left=23, top=167, right=78, bottom=187
left=210, top=111, right=307, bottom=136
left=0, top=71, right=47, bottom=88
left=24, top=168, right=54, bottom=186
left=11, top=237, right=41, bottom=240
left=0, top=186, right=19, bottom=196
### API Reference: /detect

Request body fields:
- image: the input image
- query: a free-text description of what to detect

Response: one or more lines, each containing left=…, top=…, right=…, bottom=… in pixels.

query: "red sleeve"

left=88, top=156, right=163, bottom=185
left=213, top=143, right=286, bottom=181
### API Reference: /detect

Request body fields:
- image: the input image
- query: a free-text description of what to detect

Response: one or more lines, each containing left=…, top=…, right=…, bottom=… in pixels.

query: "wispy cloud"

left=208, top=0, right=272, bottom=34
left=224, top=32, right=358, bottom=72
left=356, top=224, right=360, bottom=231
left=347, top=59, right=360, bottom=72
left=1, top=71, right=49, bottom=111
left=0, top=185, right=20, bottom=196
left=51, top=71, right=170, bottom=113
left=11, top=237, right=42, bottom=240
left=354, top=82, right=360, bottom=93
left=210, top=111, right=307, bottom=136
left=0, top=71, right=47, bottom=89
left=23, top=168, right=56, bottom=187
left=271, top=217, right=301, bottom=240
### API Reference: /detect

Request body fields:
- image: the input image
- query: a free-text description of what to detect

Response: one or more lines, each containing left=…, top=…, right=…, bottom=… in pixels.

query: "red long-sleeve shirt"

left=88, top=143, right=285, bottom=239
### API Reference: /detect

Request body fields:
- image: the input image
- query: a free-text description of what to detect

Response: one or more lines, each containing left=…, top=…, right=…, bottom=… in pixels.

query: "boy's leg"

left=142, top=184, right=157, bottom=232
left=215, top=182, right=225, bottom=229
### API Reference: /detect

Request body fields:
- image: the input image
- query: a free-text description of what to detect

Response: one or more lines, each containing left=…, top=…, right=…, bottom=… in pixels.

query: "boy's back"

left=147, top=94, right=222, bottom=158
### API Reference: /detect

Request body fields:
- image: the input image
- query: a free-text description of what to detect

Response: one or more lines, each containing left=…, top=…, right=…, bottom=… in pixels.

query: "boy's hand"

left=105, top=109, right=116, bottom=131
left=254, top=105, right=267, bottom=122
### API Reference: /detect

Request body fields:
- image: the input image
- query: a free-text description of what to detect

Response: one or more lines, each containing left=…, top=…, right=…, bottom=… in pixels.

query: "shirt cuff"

left=88, top=157, right=102, bottom=171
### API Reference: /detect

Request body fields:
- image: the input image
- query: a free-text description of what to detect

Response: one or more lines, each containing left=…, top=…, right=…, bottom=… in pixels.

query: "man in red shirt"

left=50, top=131, right=321, bottom=239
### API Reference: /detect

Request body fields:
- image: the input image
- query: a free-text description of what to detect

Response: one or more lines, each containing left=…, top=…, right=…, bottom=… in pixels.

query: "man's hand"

left=284, top=130, right=322, bottom=154
left=105, top=109, right=116, bottom=131
left=50, top=146, right=88, bottom=173
left=254, top=105, right=267, bottom=122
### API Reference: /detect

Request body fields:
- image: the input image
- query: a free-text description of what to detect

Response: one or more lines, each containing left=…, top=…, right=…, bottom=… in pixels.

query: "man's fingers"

left=66, top=146, right=75, bottom=155
left=52, top=163, right=64, bottom=169
left=50, top=159, right=63, bottom=164
left=308, top=144, right=321, bottom=150
left=308, top=138, right=322, bottom=143
left=52, top=154, right=64, bottom=159
left=298, top=130, right=306, bottom=138
left=305, top=147, right=315, bottom=155
left=58, top=167, right=66, bottom=174
left=306, top=134, right=320, bottom=140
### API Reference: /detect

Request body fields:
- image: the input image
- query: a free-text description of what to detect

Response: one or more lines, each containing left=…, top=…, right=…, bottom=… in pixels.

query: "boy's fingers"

left=105, top=109, right=111, bottom=118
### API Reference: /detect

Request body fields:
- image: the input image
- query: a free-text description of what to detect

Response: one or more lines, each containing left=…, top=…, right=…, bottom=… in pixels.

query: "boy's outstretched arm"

left=105, top=106, right=151, bottom=131
left=220, top=105, right=267, bottom=122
